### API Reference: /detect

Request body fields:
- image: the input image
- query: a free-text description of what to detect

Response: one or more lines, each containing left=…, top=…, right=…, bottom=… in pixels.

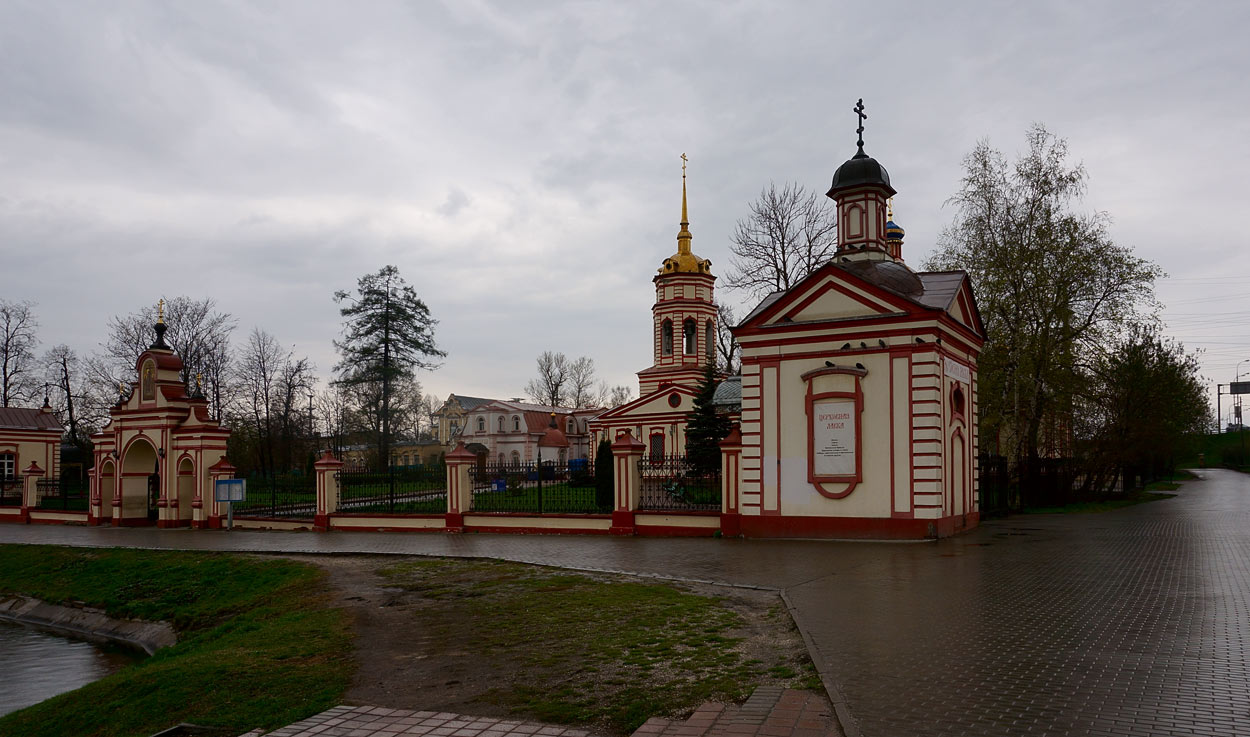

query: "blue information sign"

left=214, top=478, right=246, bottom=502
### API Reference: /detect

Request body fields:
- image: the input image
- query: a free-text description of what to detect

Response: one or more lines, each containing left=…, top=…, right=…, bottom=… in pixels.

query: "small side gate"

left=638, top=455, right=720, bottom=512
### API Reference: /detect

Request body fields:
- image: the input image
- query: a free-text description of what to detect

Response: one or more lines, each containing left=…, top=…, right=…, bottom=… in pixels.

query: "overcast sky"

left=3, top=1, right=1248, bottom=425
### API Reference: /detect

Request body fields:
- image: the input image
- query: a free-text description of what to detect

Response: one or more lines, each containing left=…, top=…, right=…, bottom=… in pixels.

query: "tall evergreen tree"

left=684, top=361, right=732, bottom=474
left=334, top=266, right=445, bottom=468
left=594, top=437, right=613, bottom=512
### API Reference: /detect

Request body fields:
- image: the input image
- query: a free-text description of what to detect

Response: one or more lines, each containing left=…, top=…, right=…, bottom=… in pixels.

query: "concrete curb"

left=0, top=595, right=177, bottom=655
left=780, top=589, right=859, bottom=737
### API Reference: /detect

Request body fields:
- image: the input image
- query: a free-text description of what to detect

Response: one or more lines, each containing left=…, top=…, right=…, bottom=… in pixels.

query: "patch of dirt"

left=299, top=554, right=816, bottom=728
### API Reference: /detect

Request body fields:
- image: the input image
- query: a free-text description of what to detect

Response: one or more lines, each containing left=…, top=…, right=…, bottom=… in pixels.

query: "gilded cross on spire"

left=157, top=298, right=165, bottom=325
left=679, top=153, right=690, bottom=229
left=853, top=98, right=867, bottom=155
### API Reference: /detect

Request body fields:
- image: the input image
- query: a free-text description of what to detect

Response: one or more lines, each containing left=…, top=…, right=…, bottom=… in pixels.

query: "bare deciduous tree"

left=44, top=344, right=109, bottom=448
left=94, top=296, right=236, bottom=418
left=716, top=303, right=740, bottom=374
left=724, top=182, right=838, bottom=299
left=275, top=354, right=316, bottom=472
left=593, top=381, right=632, bottom=408
left=525, top=351, right=569, bottom=408
left=0, top=299, right=39, bottom=407
left=316, top=384, right=356, bottom=457
left=237, top=328, right=284, bottom=475
left=567, top=356, right=598, bottom=408
left=418, top=394, right=439, bottom=440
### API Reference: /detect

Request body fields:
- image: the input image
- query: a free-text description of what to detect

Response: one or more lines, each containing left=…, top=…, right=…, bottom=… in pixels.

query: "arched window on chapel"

left=662, top=320, right=674, bottom=356
left=683, top=319, right=696, bottom=355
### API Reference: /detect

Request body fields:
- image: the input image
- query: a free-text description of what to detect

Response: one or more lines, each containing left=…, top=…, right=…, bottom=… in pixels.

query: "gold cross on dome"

left=157, top=298, right=165, bottom=324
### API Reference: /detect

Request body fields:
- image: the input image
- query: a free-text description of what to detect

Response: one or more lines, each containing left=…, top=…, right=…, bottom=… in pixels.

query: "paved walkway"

left=3, top=468, right=1248, bottom=736
left=634, top=687, right=837, bottom=737
left=248, top=688, right=837, bottom=737
left=243, top=705, right=597, bottom=737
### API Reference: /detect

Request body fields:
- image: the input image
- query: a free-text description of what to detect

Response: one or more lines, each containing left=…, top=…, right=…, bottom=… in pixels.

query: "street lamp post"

left=1236, top=360, right=1250, bottom=468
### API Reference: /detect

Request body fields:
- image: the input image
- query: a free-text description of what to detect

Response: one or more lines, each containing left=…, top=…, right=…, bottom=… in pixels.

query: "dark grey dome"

left=827, top=151, right=897, bottom=198
left=837, top=259, right=923, bottom=298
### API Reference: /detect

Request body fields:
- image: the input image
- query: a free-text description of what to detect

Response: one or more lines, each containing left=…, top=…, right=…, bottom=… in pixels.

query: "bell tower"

left=827, top=99, right=899, bottom=263
left=638, top=154, right=718, bottom=396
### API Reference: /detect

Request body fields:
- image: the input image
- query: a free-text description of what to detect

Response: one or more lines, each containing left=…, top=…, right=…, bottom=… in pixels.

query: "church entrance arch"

left=176, top=457, right=194, bottom=525
left=90, top=306, right=232, bottom=529
left=121, top=438, right=158, bottom=525
left=97, top=459, right=115, bottom=520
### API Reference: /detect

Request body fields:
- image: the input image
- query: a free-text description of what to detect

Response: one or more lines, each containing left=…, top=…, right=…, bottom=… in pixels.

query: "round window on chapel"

left=668, top=393, right=681, bottom=408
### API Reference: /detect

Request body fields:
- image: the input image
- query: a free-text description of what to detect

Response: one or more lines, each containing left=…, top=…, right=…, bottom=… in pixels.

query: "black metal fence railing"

left=233, top=475, right=317, bottom=520
left=337, top=464, right=447, bottom=514
left=35, top=477, right=90, bottom=511
left=977, top=454, right=1014, bottom=517
left=468, top=460, right=605, bottom=514
left=1021, top=457, right=1078, bottom=508
left=638, top=454, right=721, bottom=512
left=0, top=476, right=22, bottom=507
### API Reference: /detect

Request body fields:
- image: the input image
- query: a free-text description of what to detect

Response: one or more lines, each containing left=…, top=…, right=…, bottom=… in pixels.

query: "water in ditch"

left=0, top=620, right=140, bottom=717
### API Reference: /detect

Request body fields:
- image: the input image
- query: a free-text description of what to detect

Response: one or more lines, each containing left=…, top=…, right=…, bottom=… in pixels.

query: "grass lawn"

left=0, top=545, right=353, bottom=737
left=376, top=558, right=820, bottom=733
left=470, top=483, right=607, bottom=513
left=1024, top=470, right=1197, bottom=514
left=343, top=497, right=446, bottom=514
left=0, top=549, right=818, bottom=737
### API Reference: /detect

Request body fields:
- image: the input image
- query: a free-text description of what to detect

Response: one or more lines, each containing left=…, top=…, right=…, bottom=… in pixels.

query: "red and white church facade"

left=6, top=114, right=983, bottom=541
left=724, top=130, right=985, bottom=539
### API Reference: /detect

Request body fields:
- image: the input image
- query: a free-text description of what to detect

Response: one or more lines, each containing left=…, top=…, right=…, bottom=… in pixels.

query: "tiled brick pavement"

left=251, top=705, right=595, bottom=737
left=785, top=468, right=1250, bottom=736
left=240, top=689, right=835, bottom=737
left=4, top=468, right=1249, bottom=736
left=634, top=688, right=837, bottom=737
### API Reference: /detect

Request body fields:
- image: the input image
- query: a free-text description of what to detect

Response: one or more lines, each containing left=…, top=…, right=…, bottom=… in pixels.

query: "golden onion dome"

left=658, top=153, right=713, bottom=276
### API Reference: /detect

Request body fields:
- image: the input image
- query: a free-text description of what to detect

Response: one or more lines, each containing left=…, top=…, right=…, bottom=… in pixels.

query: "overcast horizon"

left=3, top=1, right=1248, bottom=426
